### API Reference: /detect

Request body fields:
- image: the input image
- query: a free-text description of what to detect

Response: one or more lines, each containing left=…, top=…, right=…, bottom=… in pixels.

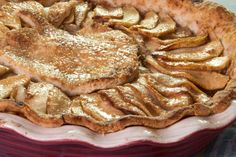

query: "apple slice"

left=48, top=0, right=77, bottom=27
left=162, top=27, right=193, bottom=39
left=0, top=75, right=30, bottom=99
left=131, top=11, right=159, bottom=29
left=145, top=56, right=230, bottom=90
left=94, top=5, right=123, bottom=19
left=137, top=13, right=176, bottom=37
left=24, top=82, right=71, bottom=115
left=152, top=40, right=223, bottom=62
left=146, top=34, right=208, bottom=51
left=156, top=56, right=230, bottom=71
left=109, top=6, right=140, bottom=27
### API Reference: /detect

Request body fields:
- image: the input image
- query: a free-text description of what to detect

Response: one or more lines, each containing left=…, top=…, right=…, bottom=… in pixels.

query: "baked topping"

left=0, top=75, right=30, bottom=99
left=137, top=13, right=176, bottom=37
left=152, top=40, right=223, bottom=62
left=0, top=2, right=139, bottom=96
left=109, top=6, right=140, bottom=27
left=0, top=0, right=234, bottom=133
left=131, top=11, right=159, bottom=30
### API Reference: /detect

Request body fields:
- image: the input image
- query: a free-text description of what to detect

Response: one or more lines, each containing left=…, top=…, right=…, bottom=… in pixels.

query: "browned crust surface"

left=0, top=0, right=236, bottom=133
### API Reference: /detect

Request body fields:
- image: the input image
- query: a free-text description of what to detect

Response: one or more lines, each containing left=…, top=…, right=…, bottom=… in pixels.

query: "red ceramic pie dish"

left=0, top=101, right=236, bottom=157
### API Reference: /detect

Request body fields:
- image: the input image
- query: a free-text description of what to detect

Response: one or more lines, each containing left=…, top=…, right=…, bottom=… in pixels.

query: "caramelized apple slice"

left=132, top=11, right=159, bottom=29
left=157, top=56, right=230, bottom=71
left=94, top=5, right=123, bottom=19
left=126, top=83, right=163, bottom=116
left=162, top=27, right=193, bottom=39
left=137, top=13, right=176, bottom=37
left=75, top=94, right=124, bottom=122
left=152, top=40, right=223, bottom=62
left=0, top=75, right=30, bottom=99
left=46, top=85, right=71, bottom=115
left=99, top=89, right=146, bottom=116
left=146, top=34, right=208, bottom=51
left=24, top=82, right=71, bottom=115
left=145, top=56, right=229, bottom=90
left=74, top=1, right=90, bottom=27
left=48, top=0, right=77, bottom=27
left=148, top=73, right=210, bottom=103
left=24, top=82, right=50, bottom=114
left=109, top=6, right=140, bottom=27
left=138, top=76, right=191, bottom=110
left=70, top=97, right=95, bottom=119
left=146, top=75, right=194, bottom=104
left=0, top=99, right=64, bottom=127
left=116, top=86, right=153, bottom=116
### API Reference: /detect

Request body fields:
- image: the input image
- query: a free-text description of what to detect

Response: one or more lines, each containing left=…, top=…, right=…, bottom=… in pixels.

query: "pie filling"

left=0, top=0, right=233, bottom=133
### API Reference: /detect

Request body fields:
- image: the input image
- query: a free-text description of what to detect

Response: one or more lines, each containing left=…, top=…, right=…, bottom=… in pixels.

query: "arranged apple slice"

left=162, top=27, right=193, bottom=39
left=24, top=82, right=71, bottom=115
left=146, top=34, right=208, bottom=51
left=72, top=94, right=124, bottom=122
left=145, top=56, right=229, bottom=90
left=152, top=40, right=223, bottom=62
left=94, top=5, right=123, bottom=19
left=48, top=0, right=77, bottom=27
left=149, top=72, right=210, bottom=103
left=109, top=6, right=140, bottom=27
left=0, top=75, right=30, bottom=99
left=115, top=85, right=154, bottom=116
left=137, top=76, right=192, bottom=110
left=156, top=56, right=230, bottom=71
left=137, top=13, right=176, bottom=37
left=99, top=88, right=147, bottom=116
left=131, top=11, right=159, bottom=29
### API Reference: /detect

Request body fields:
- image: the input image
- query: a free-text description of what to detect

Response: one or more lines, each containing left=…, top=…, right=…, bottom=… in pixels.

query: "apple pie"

left=0, top=0, right=235, bottom=133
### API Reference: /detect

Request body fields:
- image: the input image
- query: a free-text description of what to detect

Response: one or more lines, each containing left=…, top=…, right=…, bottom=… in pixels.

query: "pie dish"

left=0, top=0, right=236, bottom=134
left=0, top=101, right=236, bottom=157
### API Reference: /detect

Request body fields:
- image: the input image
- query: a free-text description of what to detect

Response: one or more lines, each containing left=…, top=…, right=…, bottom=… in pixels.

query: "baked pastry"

left=0, top=0, right=235, bottom=133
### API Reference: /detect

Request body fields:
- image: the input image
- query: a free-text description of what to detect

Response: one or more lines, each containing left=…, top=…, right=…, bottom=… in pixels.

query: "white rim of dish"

left=0, top=100, right=236, bottom=149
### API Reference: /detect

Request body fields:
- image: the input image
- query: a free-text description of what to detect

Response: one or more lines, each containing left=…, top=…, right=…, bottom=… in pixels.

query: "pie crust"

left=0, top=0, right=236, bottom=133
